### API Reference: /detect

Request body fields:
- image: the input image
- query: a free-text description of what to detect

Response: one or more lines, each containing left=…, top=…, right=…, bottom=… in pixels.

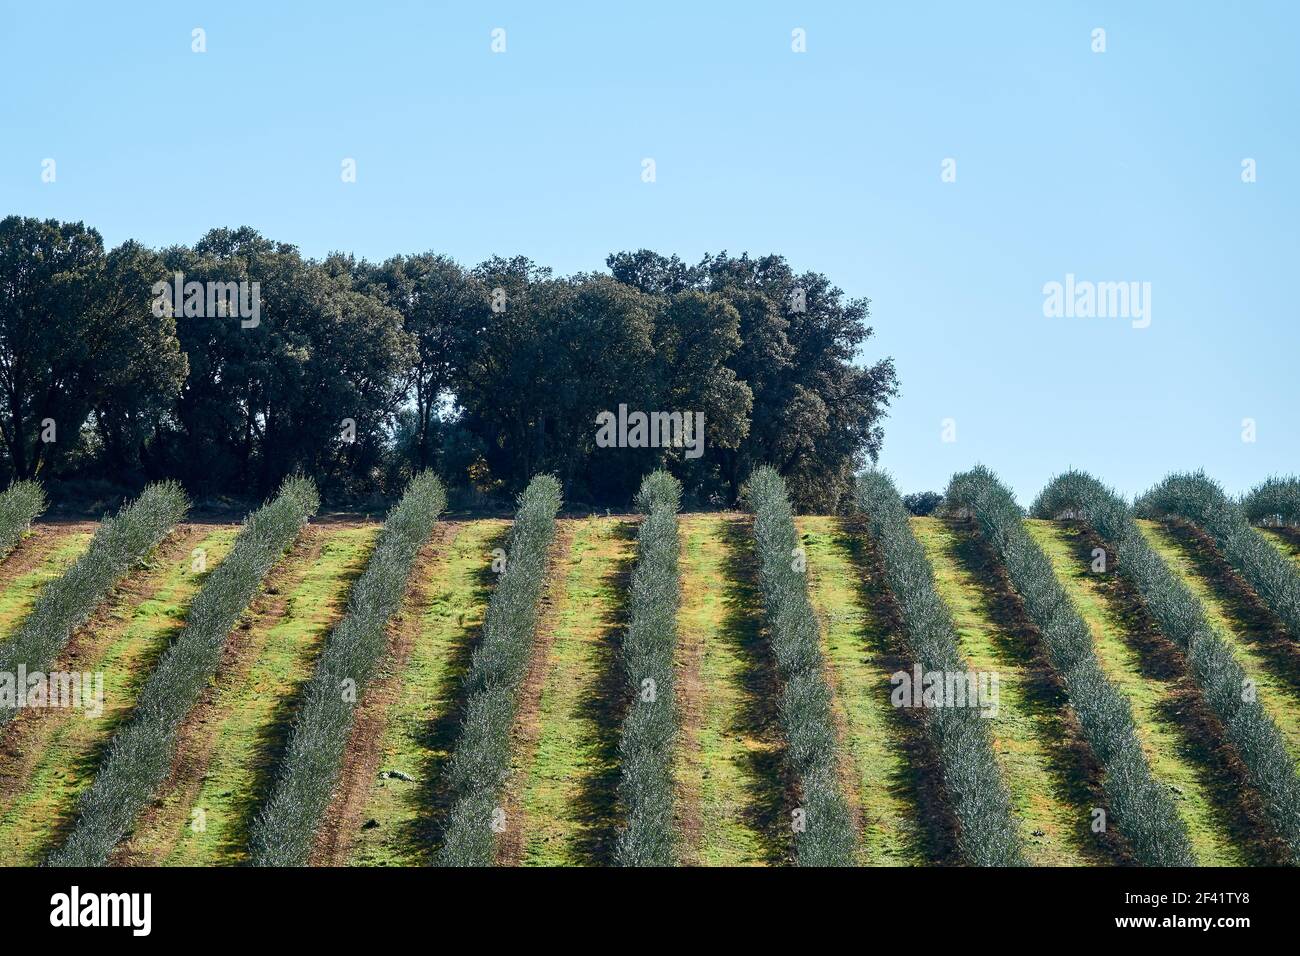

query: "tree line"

left=0, top=215, right=898, bottom=510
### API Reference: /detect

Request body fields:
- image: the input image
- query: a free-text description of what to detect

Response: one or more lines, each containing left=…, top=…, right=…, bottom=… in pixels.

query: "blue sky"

left=2, top=1, right=1295, bottom=505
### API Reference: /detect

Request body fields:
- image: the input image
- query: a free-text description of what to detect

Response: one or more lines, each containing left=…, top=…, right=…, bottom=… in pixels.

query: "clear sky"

left=2, top=1, right=1295, bottom=505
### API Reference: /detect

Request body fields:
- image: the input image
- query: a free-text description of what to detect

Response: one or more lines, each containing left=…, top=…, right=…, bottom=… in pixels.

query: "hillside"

left=3, top=492, right=1297, bottom=867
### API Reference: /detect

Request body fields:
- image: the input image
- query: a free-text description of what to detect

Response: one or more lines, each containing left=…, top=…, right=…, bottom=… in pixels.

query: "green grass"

left=672, top=514, right=784, bottom=866
left=1259, top=527, right=1300, bottom=567
left=516, top=517, right=635, bottom=865
left=911, top=517, right=1107, bottom=866
left=127, top=524, right=380, bottom=866
left=1026, top=519, right=1249, bottom=865
left=0, top=529, right=96, bottom=635
left=0, top=526, right=237, bottom=864
left=347, top=519, right=509, bottom=866
left=1138, top=519, right=1300, bottom=775
left=796, top=516, right=927, bottom=865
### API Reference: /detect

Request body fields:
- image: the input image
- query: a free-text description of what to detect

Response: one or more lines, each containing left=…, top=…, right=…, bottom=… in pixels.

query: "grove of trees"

left=0, top=215, right=898, bottom=511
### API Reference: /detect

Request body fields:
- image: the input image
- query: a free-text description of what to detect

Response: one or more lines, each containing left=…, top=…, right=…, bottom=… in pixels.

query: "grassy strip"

left=613, top=471, right=683, bottom=866
left=798, top=517, right=930, bottom=864
left=915, top=518, right=1103, bottom=865
left=1033, top=471, right=1300, bottom=862
left=1137, top=521, right=1300, bottom=766
left=0, top=481, right=46, bottom=559
left=0, top=529, right=95, bottom=635
left=746, top=467, right=855, bottom=866
left=1261, top=528, right=1300, bottom=565
left=673, top=515, right=777, bottom=865
left=1140, top=472, right=1300, bottom=645
left=1242, top=476, right=1300, bottom=527
left=137, top=525, right=377, bottom=866
left=250, top=473, right=447, bottom=866
left=948, top=467, right=1193, bottom=865
left=0, top=482, right=188, bottom=727
left=434, top=474, right=562, bottom=866
left=854, top=472, right=1023, bottom=866
left=0, top=526, right=237, bottom=863
left=347, top=520, right=506, bottom=866
left=513, top=517, right=631, bottom=865
left=48, top=478, right=319, bottom=866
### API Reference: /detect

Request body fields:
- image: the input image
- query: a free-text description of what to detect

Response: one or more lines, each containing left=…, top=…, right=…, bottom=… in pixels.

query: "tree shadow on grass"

left=947, top=518, right=1127, bottom=866
left=1066, top=521, right=1286, bottom=866
left=1160, top=519, right=1300, bottom=699
left=31, top=529, right=213, bottom=862
left=718, top=516, right=792, bottom=866
left=835, top=515, right=956, bottom=866
left=408, top=525, right=511, bottom=864
left=569, top=518, right=638, bottom=866
left=215, top=532, right=377, bottom=864
left=1267, top=526, right=1300, bottom=557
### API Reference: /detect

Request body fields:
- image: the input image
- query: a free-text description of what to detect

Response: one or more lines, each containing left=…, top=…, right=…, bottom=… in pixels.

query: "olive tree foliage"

left=0, top=480, right=46, bottom=557
left=855, top=470, right=1024, bottom=866
left=250, top=472, right=446, bottom=866
left=746, top=466, right=855, bottom=865
left=947, top=466, right=1193, bottom=865
left=436, top=474, right=562, bottom=867
left=50, top=477, right=319, bottom=867
left=0, top=482, right=188, bottom=727
left=614, top=471, right=683, bottom=866
left=1138, top=471, right=1300, bottom=646
left=1241, top=476, right=1300, bottom=527
left=1033, top=470, right=1300, bottom=862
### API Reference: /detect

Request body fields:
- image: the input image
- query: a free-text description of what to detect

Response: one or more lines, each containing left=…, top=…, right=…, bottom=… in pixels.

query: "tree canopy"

left=0, top=216, right=898, bottom=510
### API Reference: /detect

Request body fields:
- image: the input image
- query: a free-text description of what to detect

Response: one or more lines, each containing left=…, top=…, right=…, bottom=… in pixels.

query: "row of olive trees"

left=855, top=472, right=1025, bottom=865
left=435, top=475, right=563, bottom=866
left=1034, top=471, right=1300, bottom=861
left=612, top=472, right=684, bottom=866
left=0, top=482, right=187, bottom=728
left=946, top=467, right=1193, bottom=864
left=746, top=467, right=856, bottom=865
left=251, top=472, right=448, bottom=866
left=50, top=477, right=319, bottom=866
left=0, top=481, right=45, bottom=557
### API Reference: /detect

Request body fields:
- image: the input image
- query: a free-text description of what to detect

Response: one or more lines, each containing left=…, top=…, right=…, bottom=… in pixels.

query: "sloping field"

left=2, top=494, right=1299, bottom=868
left=912, top=518, right=1110, bottom=866
left=1027, top=520, right=1253, bottom=865
left=117, top=523, right=380, bottom=866
left=0, top=524, right=238, bottom=864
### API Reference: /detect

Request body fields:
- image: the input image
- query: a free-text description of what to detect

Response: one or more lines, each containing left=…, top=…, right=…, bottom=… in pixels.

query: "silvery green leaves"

left=1241, top=476, right=1300, bottom=527
left=0, top=480, right=46, bottom=558
left=947, top=466, right=1193, bottom=865
left=746, top=466, right=855, bottom=866
left=0, top=482, right=188, bottom=728
left=436, top=474, right=562, bottom=867
left=855, top=471, right=1024, bottom=866
left=250, top=472, right=445, bottom=867
left=614, top=470, right=682, bottom=866
left=1033, top=470, right=1300, bottom=863
left=47, top=475, right=319, bottom=867
left=1138, top=471, right=1300, bottom=647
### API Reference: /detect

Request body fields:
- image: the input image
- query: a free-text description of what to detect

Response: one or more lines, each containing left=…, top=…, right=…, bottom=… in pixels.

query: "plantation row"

left=1, top=467, right=1299, bottom=865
